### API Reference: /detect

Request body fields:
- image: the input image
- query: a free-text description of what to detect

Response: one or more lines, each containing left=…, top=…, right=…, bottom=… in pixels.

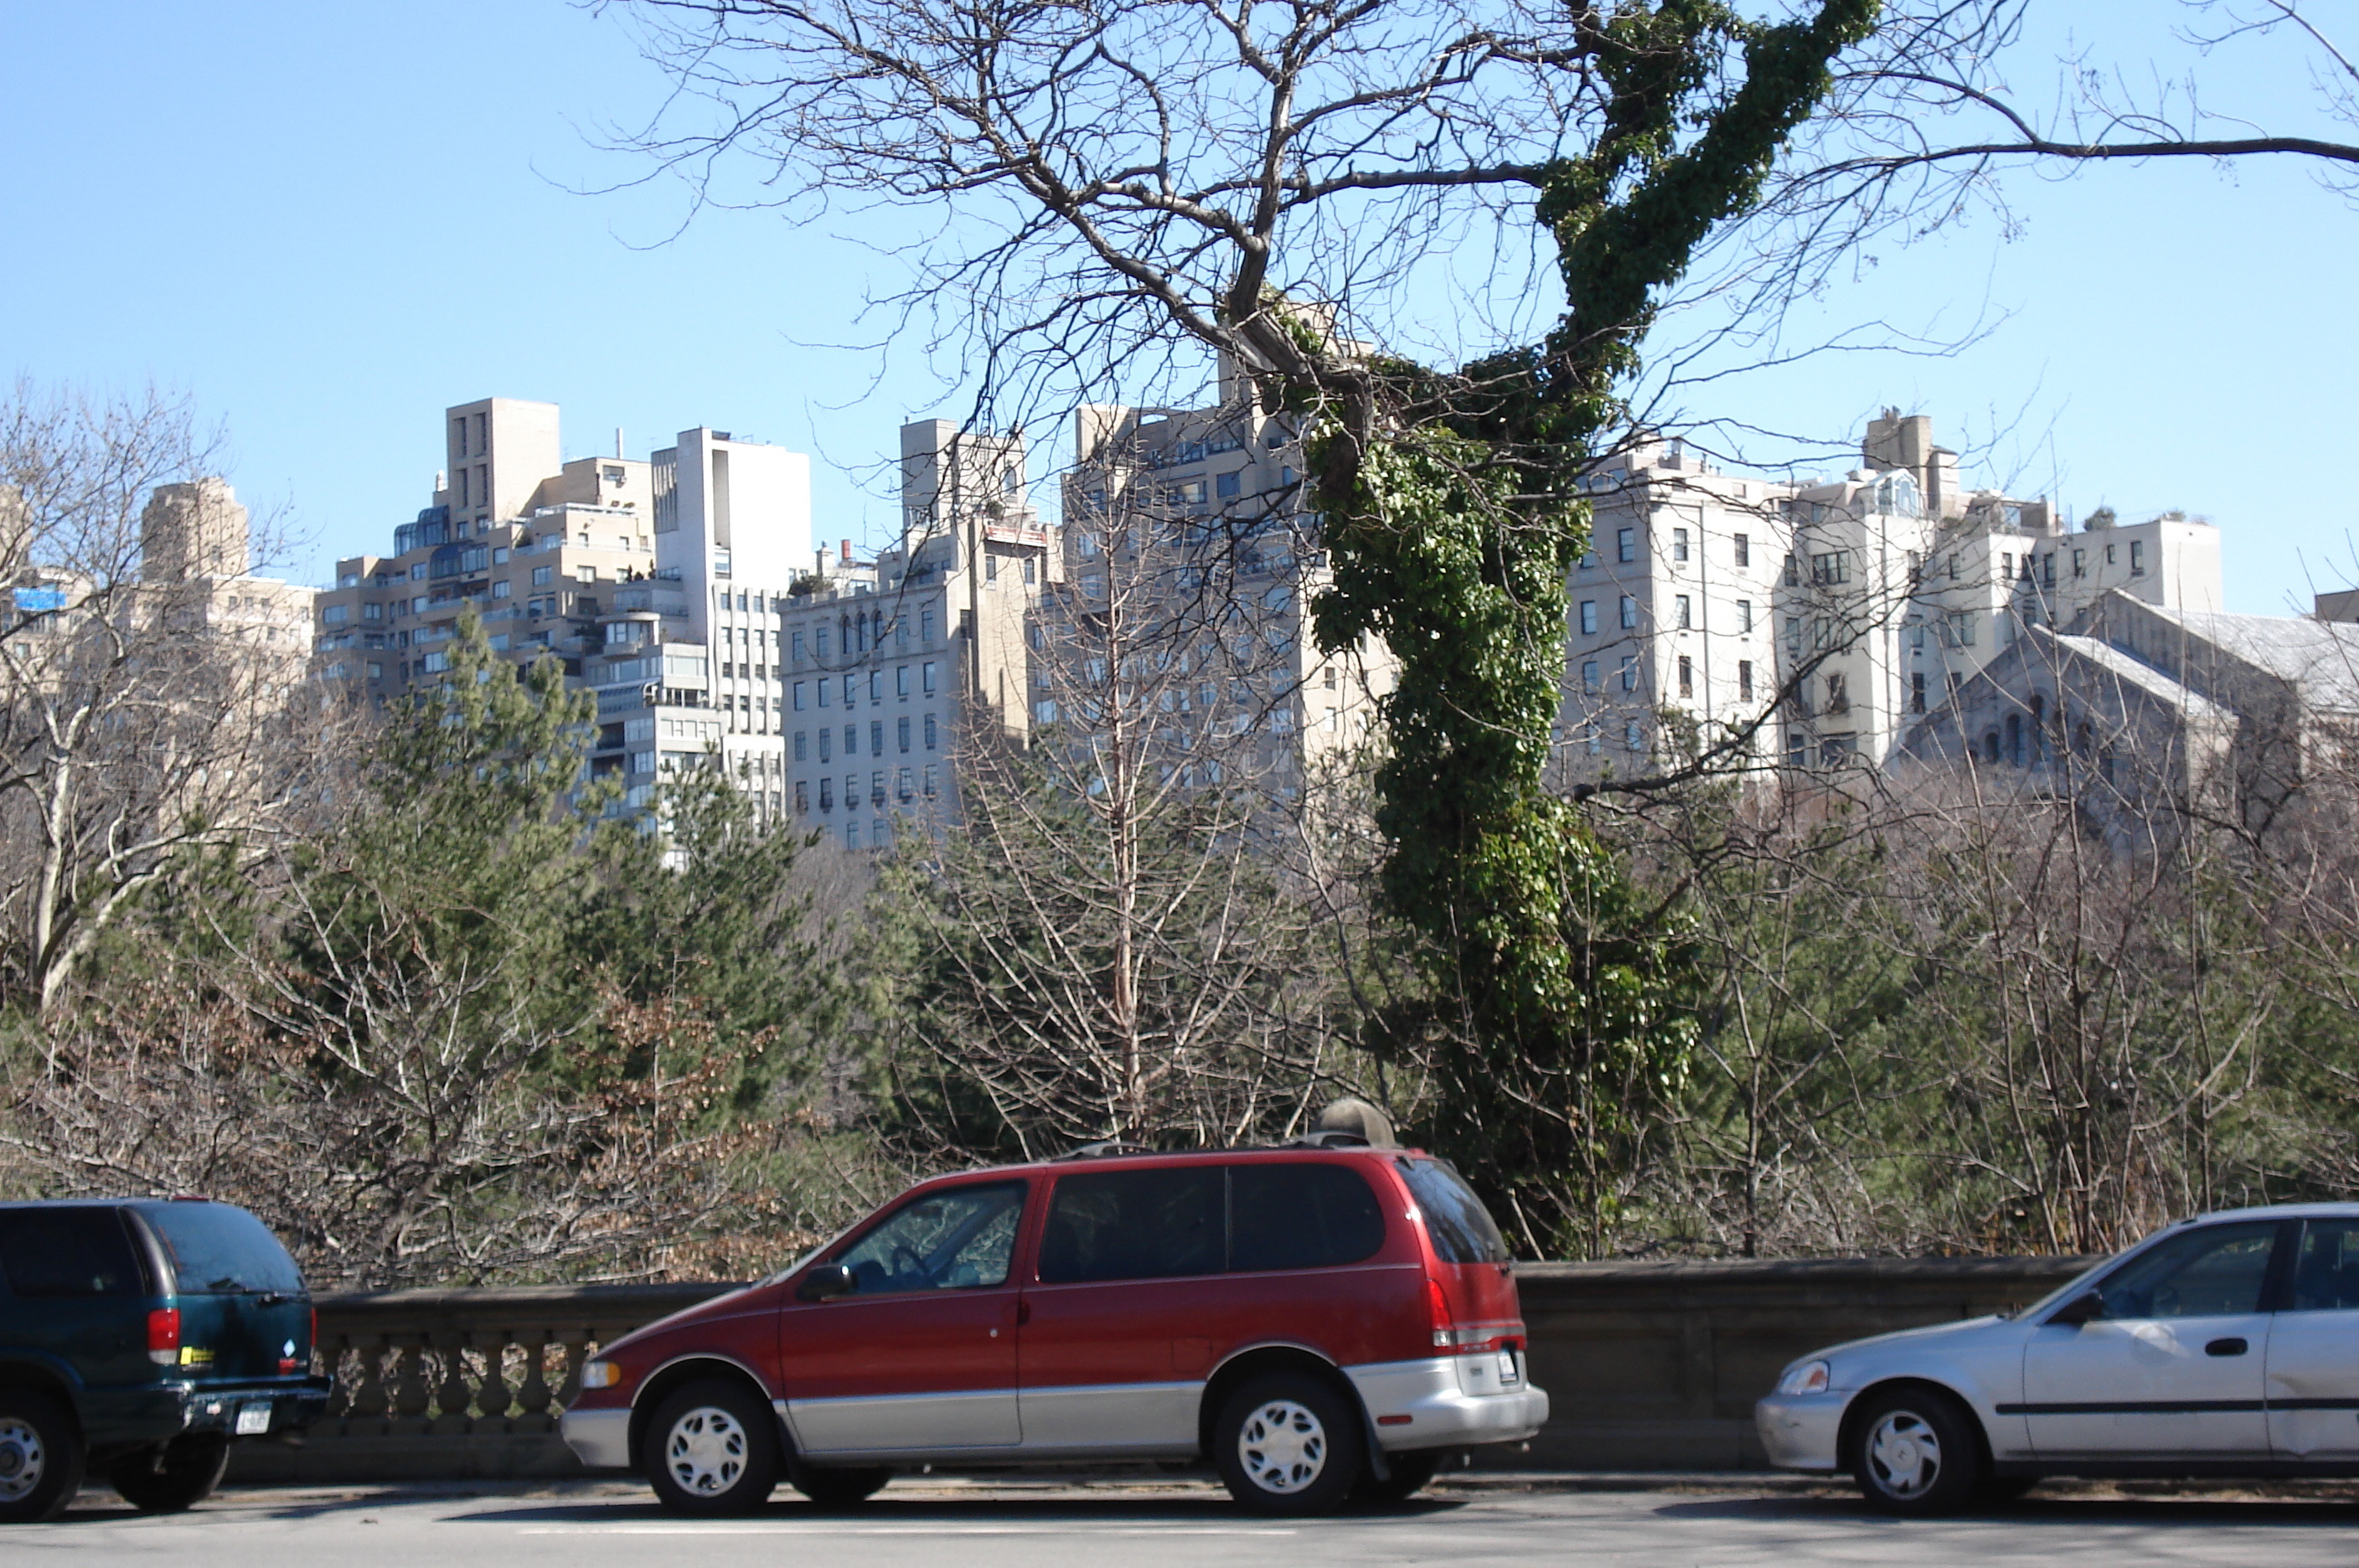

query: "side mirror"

left=2047, top=1290, right=2104, bottom=1327
left=797, top=1262, right=856, bottom=1302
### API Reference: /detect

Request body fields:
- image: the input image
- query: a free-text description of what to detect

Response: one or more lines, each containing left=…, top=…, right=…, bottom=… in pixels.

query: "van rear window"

left=1396, top=1158, right=1510, bottom=1263
left=0, top=1209, right=142, bottom=1297
left=134, top=1203, right=304, bottom=1296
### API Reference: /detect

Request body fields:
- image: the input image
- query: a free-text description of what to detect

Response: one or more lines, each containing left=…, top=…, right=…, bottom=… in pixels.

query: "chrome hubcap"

left=1238, top=1399, right=1327, bottom=1494
left=665, top=1406, right=748, bottom=1496
left=1866, top=1410, right=1942, bottom=1498
left=0, top=1419, right=45, bottom=1503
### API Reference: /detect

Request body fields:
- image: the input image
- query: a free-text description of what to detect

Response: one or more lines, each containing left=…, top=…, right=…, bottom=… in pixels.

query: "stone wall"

left=225, top=1256, right=2092, bottom=1484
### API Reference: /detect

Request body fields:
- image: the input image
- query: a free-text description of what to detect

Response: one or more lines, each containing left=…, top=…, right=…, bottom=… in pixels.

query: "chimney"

left=615, top=427, right=624, bottom=459
left=841, top=539, right=853, bottom=564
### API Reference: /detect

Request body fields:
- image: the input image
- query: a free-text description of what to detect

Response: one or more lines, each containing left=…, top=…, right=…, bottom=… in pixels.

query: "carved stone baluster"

left=392, top=1338, right=431, bottom=1431
left=323, top=1333, right=353, bottom=1420
left=435, top=1332, right=476, bottom=1431
left=350, top=1334, right=391, bottom=1426
left=477, top=1331, right=514, bottom=1425
left=555, top=1337, right=589, bottom=1411
left=514, top=1332, right=553, bottom=1427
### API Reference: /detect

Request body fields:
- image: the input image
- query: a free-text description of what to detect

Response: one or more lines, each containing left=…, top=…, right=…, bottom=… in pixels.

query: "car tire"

left=109, top=1434, right=230, bottom=1513
left=1352, top=1449, right=1443, bottom=1504
left=1213, top=1371, right=1365, bottom=1516
left=1845, top=1386, right=1985, bottom=1517
left=795, top=1465, right=892, bottom=1508
left=0, top=1390, right=83, bottom=1524
left=643, top=1380, right=781, bottom=1517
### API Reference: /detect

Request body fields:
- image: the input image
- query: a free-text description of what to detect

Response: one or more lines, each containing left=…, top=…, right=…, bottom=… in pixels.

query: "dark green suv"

left=0, top=1199, right=331, bottom=1522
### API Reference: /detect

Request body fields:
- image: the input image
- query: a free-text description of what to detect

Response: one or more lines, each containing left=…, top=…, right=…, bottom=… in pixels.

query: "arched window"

left=2029, top=694, right=2047, bottom=761
left=2005, top=712, right=2023, bottom=766
left=1983, top=730, right=2001, bottom=764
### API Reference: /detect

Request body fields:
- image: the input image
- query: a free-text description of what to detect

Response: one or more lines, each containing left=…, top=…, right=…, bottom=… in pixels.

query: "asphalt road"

left=11, top=1476, right=2359, bottom=1566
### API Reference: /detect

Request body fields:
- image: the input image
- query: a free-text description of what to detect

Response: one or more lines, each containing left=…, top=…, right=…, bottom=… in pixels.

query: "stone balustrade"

left=224, top=1256, right=2095, bottom=1484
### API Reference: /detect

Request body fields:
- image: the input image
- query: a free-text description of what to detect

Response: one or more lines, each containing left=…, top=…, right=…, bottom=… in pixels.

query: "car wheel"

left=643, top=1380, right=780, bottom=1517
left=1213, top=1372, right=1364, bottom=1516
left=796, top=1465, right=892, bottom=1508
left=1352, top=1449, right=1443, bottom=1504
left=109, top=1434, right=230, bottom=1513
left=0, top=1390, right=83, bottom=1524
left=1845, top=1386, right=1985, bottom=1517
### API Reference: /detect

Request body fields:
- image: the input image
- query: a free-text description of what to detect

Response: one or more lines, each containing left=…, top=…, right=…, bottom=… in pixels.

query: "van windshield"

left=135, top=1203, right=305, bottom=1296
left=1396, top=1158, right=1510, bottom=1264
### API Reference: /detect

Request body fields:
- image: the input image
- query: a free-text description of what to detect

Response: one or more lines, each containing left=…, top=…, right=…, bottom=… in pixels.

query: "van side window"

left=835, top=1182, right=1027, bottom=1294
left=1396, top=1158, right=1510, bottom=1263
left=1230, top=1164, right=1385, bottom=1271
left=1039, top=1168, right=1224, bottom=1283
left=0, top=1209, right=142, bottom=1297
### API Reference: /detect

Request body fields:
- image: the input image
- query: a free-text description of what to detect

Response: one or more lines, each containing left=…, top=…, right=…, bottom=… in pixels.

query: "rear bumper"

left=560, top=1406, right=635, bottom=1471
left=1345, top=1356, right=1550, bottom=1452
left=88, top=1377, right=333, bottom=1447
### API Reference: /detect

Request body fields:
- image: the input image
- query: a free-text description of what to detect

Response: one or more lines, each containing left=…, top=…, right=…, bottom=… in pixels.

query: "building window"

left=1783, top=554, right=1799, bottom=587
left=2042, top=553, right=2056, bottom=587
left=922, top=661, right=937, bottom=694
left=793, top=731, right=808, bottom=761
left=1949, top=611, right=1976, bottom=647
left=1617, top=527, right=1636, bottom=564
left=2130, top=539, right=2146, bottom=576
left=1671, top=527, right=1690, bottom=563
left=2073, top=549, right=2087, bottom=579
left=2000, top=552, right=2013, bottom=582
left=1582, top=659, right=1599, bottom=692
left=870, top=720, right=885, bottom=755
left=924, top=713, right=938, bottom=750
left=1810, top=550, right=1851, bottom=586
left=1784, top=617, right=1802, bottom=657
left=1736, top=598, right=1752, bottom=634
left=1036, top=699, right=1058, bottom=725
left=897, top=717, right=911, bottom=752
left=2105, top=544, right=2118, bottom=566
left=1677, top=655, right=1693, bottom=697
left=1579, top=600, right=1598, bottom=636
left=895, top=665, right=911, bottom=699
left=491, top=580, right=510, bottom=599
left=844, top=724, right=859, bottom=757
left=1619, top=595, right=1638, bottom=630
left=842, top=674, right=856, bottom=707
left=986, top=552, right=999, bottom=582
left=1911, top=673, right=1926, bottom=714
left=1675, top=595, right=1691, bottom=629
left=1733, top=533, right=1750, bottom=568
left=794, top=780, right=809, bottom=812
left=1825, top=673, right=1848, bottom=713
left=1624, top=720, right=1644, bottom=751
left=896, top=766, right=914, bottom=800
left=846, top=821, right=860, bottom=849
left=576, top=566, right=596, bottom=585
left=1619, top=656, right=1638, bottom=692
left=923, top=763, right=939, bottom=797
left=793, top=681, right=808, bottom=711
left=1737, top=660, right=1753, bottom=701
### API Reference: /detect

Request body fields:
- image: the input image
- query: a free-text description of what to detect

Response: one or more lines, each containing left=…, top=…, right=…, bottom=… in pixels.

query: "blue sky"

left=2, top=0, right=2349, bottom=613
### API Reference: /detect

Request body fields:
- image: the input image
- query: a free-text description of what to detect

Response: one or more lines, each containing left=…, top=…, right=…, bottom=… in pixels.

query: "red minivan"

left=562, top=1142, right=1548, bottom=1514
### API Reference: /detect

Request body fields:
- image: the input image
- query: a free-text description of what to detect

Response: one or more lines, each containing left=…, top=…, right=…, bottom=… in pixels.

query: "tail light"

left=1427, top=1276, right=1518, bottom=1354
left=1427, top=1277, right=1458, bottom=1349
left=310, top=1307, right=318, bottom=1366
left=147, top=1308, right=182, bottom=1366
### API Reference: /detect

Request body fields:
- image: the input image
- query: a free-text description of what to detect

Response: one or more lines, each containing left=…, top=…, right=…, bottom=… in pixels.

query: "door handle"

left=2205, top=1337, right=2248, bottom=1357
left=1015, top=1299, right=1031, bottom=1327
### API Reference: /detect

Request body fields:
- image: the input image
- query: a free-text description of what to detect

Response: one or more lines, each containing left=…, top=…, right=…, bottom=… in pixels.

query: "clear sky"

left=2, top=0, right=2349, bottom=614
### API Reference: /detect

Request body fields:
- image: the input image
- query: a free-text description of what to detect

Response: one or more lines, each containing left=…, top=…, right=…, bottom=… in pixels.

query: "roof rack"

left=1273, top=1130, right=1372, bottom=1149
left=1052, top=1139, right=1160, bottom=1161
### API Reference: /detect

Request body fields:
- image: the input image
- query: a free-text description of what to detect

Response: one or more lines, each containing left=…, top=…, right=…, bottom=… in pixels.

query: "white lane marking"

left=515, top=1524, right=1295, bottom=1536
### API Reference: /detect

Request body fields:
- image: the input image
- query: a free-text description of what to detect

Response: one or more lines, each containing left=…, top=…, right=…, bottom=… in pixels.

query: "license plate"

left=1496, top=1349, right=1522, bottom=1385
left=235, top=1401, right=272, bottom=1436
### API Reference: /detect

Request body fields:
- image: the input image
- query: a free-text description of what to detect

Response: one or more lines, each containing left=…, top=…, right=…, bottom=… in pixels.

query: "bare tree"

left=0, top=383, right=343, bottom=1013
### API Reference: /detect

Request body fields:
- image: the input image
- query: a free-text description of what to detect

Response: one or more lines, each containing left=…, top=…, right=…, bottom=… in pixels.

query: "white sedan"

left=1755, top=1204, right=2359, bottom=1514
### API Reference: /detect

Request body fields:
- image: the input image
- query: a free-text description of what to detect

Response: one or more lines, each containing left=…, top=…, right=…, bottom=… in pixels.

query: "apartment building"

left=1555, top=411, right=2224, bottom=780
left=777, top=420, right=1050, bottom=850
left=1053, top=358, right=1396, bottom=797
left=313, top=399, right=811, bottom=820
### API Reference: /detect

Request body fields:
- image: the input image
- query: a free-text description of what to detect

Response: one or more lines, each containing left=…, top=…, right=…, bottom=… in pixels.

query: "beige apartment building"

left=313, top=399, right=812, bottom=821
left=1054, top=357, right=1396, bottom=799
left=778, top=420, right=1050, bottom=850
left=1555, top=411, right=2225, bottom=780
